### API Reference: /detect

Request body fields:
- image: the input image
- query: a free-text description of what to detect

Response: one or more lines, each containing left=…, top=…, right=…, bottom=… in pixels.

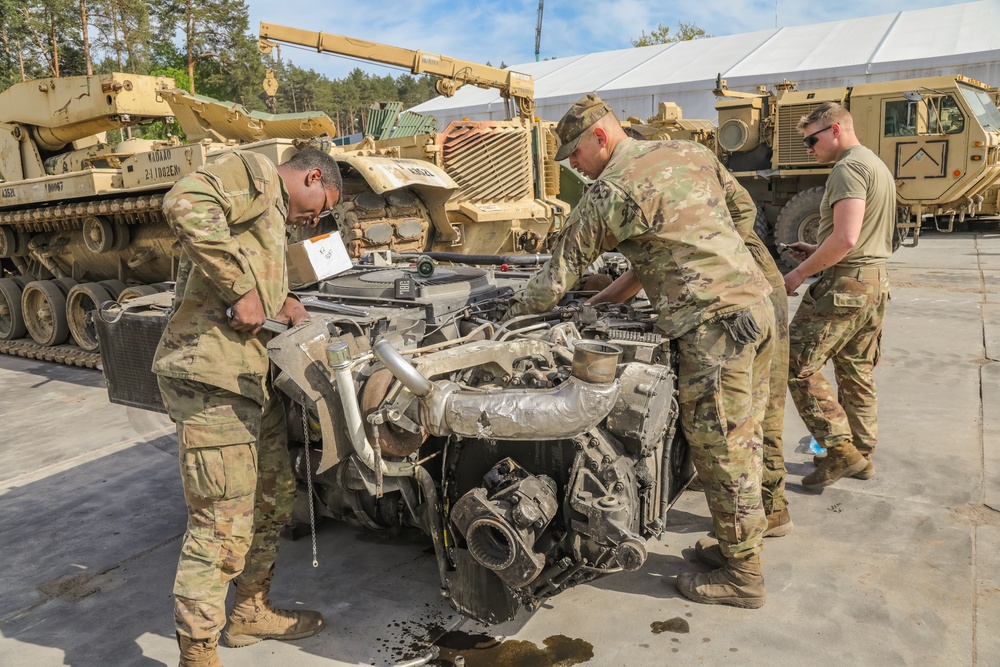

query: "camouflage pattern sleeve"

left=162, top=172, right=258, bottom=305
left=509, top=181, right=632, bottom=316
left=718, top=160, right=758, bottom=240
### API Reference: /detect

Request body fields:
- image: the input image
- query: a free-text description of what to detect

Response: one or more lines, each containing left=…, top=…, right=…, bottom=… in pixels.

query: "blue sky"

left=248, top=0, right=986, bottom=80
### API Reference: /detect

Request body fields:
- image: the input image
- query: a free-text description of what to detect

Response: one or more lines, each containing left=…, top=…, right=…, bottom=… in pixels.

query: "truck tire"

left=753, top=204, right=769, bottom=244
left=775, top=186, right=825, bottom=268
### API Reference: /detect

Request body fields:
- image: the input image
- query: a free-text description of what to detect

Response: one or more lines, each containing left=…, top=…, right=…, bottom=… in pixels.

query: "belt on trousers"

left=825, top=264, right=887, bottom=281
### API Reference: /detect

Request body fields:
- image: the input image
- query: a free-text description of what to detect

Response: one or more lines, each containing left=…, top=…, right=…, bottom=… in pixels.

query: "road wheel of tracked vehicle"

left=0, top=278, right=27, bottom=340
left=112, top=222, right=131, bottom=251
left=775, top=186, right=825, bottom=268
left=97, top=279, right=127, bottom=299
left=21, top=280, right=70, bottom=346
left=118, top=285, right=158, bottom=303
left=83, top=216, right=116, bottom=254
left=52, top=277, right=78, bottom=295
left=0, top=227, right=31, bottom=258
left=11, top=275, right=30, bottom=289
left=66, top=282, right=113, bottom=351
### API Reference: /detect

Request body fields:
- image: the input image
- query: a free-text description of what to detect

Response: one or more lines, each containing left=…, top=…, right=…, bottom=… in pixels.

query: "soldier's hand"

left=278, top=295, right=310, bottom=326
left=783, top=268, right=805, bottom=297
left=230, top=290, right=266, bottom=334
left=786, top=241, right=816, bottom=262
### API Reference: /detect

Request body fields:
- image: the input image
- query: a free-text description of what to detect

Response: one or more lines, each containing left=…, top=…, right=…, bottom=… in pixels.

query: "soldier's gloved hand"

left=278, top=295, right=310, bottom=326
left=229, top=290, right=266, bottom=334
left=505, top=298, right=528, bottom=320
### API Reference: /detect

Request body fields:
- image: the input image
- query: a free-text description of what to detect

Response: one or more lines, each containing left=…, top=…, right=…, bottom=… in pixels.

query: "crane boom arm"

left=258, top=23, right=535, bottom=116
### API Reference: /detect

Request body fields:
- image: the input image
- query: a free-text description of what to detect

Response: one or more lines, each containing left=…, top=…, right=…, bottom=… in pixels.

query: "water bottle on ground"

left=795, top=436, right=826, bottom=456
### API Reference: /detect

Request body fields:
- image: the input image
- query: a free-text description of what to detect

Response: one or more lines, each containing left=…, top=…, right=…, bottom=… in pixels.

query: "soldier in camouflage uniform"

left=784, top=102, right=895, bottom=489
left=508, top=94, right=775, bottom=608
left=587, top=196, right=791, bottom=540
left=153, top=148, right=342, bottom=667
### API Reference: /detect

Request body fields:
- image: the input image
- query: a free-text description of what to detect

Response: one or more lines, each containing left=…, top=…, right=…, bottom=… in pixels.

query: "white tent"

left=411, top=1, right=1000, bottom=125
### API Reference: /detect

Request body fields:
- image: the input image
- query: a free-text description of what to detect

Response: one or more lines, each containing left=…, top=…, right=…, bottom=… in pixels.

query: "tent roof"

left=411, top=1, right=1000, bottom=124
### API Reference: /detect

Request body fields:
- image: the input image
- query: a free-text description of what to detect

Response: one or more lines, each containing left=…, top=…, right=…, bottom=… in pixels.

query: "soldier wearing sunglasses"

left=782, top=102, right=895, bottom=490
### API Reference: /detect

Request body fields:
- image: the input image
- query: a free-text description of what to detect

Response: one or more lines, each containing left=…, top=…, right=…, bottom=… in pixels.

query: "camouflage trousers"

left=677, top=298, right=775, bottom=560
left=761, top=287, right=790, bottom=515
left=157, top=376, right=296, bottom=641
left=787, top=268, right=889, bottom=455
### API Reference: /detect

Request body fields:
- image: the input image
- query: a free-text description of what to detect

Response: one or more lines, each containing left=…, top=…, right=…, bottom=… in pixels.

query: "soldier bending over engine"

left=153, top=148, right=341, bottom=666
left=507, top=94, right=775, bottom=608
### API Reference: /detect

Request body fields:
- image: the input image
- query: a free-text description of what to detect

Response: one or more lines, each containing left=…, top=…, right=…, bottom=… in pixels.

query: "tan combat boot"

left=762, top=507, right=793, bottom=537
left=675, top=553, right=766, bottom=608
left=814, top=453, right=875, bottom=480
left=802, top=443, right=868, bottom=489
left=223, top=591, right=324, bottom=648
left=177, top=634, right=223, bottom=667
left=694, top=536, right=726, bottom=569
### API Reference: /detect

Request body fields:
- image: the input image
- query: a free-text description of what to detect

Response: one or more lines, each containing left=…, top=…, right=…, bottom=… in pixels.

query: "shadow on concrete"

left=0, top=439, right=185, bottom=667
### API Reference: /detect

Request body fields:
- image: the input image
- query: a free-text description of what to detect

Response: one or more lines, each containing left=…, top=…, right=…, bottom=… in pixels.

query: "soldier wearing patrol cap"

left=508, top=93, right=776, bottom=608
left=153, top=148, right=341, bottom=666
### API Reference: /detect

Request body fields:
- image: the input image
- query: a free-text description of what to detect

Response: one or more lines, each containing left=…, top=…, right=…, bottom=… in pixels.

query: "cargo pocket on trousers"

left=180, top=442, right=258, bottom=501
left=832, top=292, right=868, bottom=309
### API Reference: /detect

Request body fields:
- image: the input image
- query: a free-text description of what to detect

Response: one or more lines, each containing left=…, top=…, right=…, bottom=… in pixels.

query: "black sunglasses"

left=803, top=126, right=833, bottom=148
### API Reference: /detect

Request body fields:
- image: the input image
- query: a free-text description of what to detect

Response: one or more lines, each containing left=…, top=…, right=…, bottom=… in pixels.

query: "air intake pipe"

left=371, top=338, right=621, bottom=440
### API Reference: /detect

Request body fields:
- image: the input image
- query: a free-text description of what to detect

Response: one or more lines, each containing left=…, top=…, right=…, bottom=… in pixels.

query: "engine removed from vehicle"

left=99, top=256, right=689, bottom=624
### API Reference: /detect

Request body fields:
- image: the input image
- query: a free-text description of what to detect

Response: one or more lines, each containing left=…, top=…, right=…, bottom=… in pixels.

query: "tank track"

left=0, top=338, right=101, bottom=369
left=0, top=194, right=165, bottom=232
left=0, top=193, right=167, bottom=368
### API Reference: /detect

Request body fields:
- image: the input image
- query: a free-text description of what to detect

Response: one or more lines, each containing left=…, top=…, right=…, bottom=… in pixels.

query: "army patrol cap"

left=554, top=93, right=612, bottom=161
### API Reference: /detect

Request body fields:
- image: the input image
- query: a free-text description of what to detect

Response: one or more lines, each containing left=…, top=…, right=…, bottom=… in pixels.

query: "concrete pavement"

left=1, top=229, right=998, bottom=666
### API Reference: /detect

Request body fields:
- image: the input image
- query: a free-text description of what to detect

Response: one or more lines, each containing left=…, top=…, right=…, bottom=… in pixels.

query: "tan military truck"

left=707, top=75, right=1000, bottom=253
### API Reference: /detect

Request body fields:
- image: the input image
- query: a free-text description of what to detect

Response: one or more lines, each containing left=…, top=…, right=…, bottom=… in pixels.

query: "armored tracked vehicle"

left=0, top=30, right=569, bottom=366
left=97, top=258, right=690, bottom=625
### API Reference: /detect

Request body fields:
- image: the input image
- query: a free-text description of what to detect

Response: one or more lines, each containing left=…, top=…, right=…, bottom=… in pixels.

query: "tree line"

left=0, top=0, right=438, bottom=137
left=1, top=3, right=708, bottom=140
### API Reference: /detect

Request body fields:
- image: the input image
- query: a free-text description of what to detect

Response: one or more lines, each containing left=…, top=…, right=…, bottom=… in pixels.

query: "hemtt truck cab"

left=710, top=74, right=1000, bottom=251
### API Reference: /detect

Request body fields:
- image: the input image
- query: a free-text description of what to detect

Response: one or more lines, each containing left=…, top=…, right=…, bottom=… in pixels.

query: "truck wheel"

left=0, top=278, right=27, bottom=340
left=753, top=204, right=769, bottom=244
left=775, top=186, right=825, bottom=267
left=21, top=280, right=70, bottom=346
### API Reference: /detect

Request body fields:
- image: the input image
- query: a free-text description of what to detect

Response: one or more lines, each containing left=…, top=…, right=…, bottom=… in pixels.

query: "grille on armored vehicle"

left=440, top=123, right=534, bottom=204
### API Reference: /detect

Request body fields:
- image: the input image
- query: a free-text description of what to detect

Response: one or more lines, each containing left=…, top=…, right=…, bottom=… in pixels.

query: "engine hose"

left=328, top=344, right=451, bottom=587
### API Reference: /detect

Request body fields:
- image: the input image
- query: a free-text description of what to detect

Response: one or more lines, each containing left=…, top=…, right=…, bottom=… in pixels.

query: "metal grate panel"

left=777, top=103, right=825, bottom=166
left=391, top=111, right=437, bottom=138
left=96, top=308, right=169, bottom=413
left=366, top=102, right=403, bottom=140
left=440, top=123, right=534, bottom=204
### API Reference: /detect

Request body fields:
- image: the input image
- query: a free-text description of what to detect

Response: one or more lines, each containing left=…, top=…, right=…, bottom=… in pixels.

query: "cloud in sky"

left=248, top=0, right=982, bottom=79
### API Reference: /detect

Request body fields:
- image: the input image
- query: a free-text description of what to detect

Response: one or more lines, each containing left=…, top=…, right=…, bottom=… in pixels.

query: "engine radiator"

left=95, top=303, right=168, bottom=413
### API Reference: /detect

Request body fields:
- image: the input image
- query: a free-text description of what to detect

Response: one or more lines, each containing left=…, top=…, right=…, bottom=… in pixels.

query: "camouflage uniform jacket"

left=512, top=138, right=771, bottom=338
left=152, top=151, right=289, bottom=405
